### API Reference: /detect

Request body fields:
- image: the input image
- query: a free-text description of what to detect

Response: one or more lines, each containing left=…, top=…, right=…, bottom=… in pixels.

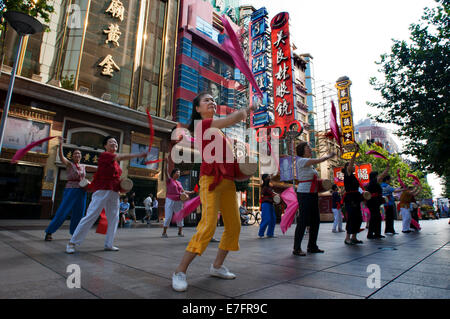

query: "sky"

left=246, top=0, right=443, bottom=198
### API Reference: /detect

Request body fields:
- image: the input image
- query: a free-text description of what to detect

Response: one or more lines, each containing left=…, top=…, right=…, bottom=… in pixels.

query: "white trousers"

left=332, top=208, right=343, bottom=231
left=164, top=198, right=184, bottom=227
left=400, top=207, right=411, bottom=232
left=70, top=190, right=120, bottom=248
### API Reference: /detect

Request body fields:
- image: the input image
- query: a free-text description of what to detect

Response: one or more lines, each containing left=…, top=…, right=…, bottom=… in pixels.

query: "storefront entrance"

left=0, top=162, right=44, bottom=219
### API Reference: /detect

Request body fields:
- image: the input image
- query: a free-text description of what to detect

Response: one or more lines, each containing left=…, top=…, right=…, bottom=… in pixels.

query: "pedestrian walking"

left=172, top=92, right=255, bottom=292
left=44, top=137, right=96, bottom=241
left=65, top=136, right=147, bottom=254
left=143, top=193, right=153, bottom=223
left=127, top=192, right=138, bottom=223
left=293, top=141, right=336, bottom=256
left=152, top=195, right=159, bottom=221
left=331, top=184, right=344, bottom=233
left=258, top=174, right=278, bottom=238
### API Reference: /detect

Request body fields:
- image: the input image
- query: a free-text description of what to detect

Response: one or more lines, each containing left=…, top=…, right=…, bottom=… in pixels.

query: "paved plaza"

left=0, top=218, right=449, bottom=299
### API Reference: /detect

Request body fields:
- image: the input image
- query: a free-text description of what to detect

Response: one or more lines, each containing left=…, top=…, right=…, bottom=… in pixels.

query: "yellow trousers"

left=186, top=176, right=241, bottom=255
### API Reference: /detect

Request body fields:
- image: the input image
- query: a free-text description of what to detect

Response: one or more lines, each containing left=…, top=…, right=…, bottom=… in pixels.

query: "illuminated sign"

left=270, top=12, right=296, bottom=132
left=249, top=7, right=271, bottom=128
left=335, top=76, right=358, bottom=159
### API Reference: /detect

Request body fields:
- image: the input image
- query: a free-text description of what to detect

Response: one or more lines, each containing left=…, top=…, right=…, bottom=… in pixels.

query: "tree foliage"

left=368, top=0, right=449, bottom=183
left=356, top=143, right=433, bottom=199
left=3, top=0, right=54, bottom=24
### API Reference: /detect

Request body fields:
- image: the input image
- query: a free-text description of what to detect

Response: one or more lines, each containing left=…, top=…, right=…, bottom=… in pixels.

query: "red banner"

left=270, top=12, right=295, bottom=134
left=333, top=164, right=372, bottom=187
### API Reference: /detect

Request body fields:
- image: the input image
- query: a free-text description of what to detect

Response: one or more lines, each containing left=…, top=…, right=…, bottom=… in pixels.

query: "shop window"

left=68, top=129, right=108, bottom=150
left=0, top=163, right=43, bottom=203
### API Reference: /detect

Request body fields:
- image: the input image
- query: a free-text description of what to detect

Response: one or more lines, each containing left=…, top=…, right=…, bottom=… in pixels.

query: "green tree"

left=3, top=0, right=54, bottom=24
left=368, top=0, right=449, bottom=186
left=356, top=143, right=433, bottom=199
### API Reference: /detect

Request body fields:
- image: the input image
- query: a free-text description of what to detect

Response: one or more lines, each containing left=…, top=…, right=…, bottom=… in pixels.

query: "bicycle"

left=246, top=211, right=261, bottom=225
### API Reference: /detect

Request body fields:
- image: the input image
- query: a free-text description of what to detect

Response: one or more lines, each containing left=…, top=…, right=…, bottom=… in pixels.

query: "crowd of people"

left=42, top=91, right=431, bottom=293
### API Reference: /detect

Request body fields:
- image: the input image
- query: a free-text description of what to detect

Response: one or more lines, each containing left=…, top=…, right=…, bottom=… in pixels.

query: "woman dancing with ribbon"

left=162, top=167, right=195, bottom=238
left=171, top=92, right=255, bottom=292
left=366, top=164, right=390, bottom=239
left=65, top=136, right=147, bottom=254
left=44, top=137, right=96, bottom=241
left=293, top=142, right=336, bottom=256
left=343, top=143, right=364, bottom=245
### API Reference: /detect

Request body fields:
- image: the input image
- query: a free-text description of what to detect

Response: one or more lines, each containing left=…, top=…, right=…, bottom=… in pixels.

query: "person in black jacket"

left=366, top=164, right=389, bottom=239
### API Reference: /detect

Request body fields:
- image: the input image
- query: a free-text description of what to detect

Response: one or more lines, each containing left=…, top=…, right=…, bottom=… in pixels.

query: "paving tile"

left=290, top=271, right=388, bottom=297
left=369, top=282, right=450, bottom=299
left=237, top=282, right=362, bottom=299
left=394, top=270, right=450, bottom=289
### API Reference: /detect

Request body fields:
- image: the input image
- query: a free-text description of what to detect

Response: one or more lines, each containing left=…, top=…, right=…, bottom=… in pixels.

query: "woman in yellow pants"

left=172, top=92, right=255, bottom=292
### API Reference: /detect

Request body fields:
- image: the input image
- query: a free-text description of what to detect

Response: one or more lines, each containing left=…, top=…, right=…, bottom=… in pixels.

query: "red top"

left=195, top=118, right=235, bottom=191
left=166, top=178, right=184, bottom=201
left=90, top=152, right=122, bottom=192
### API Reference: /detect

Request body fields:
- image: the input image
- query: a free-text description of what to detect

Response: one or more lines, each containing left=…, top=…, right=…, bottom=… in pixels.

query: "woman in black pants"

left=293, top=142, right=335, bottom=256
left=343, top=143, right=364, bottom=245
left=366, top=166, right=389, bottom=239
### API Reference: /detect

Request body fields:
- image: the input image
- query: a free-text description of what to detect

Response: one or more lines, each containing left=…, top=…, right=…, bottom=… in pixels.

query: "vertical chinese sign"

left=335, top=76, right=358, bottom=159
left=99, top=0, right=124, bottom=76
left=270, top=12, right=296, bottom=135
left=249, top=7, right=272, bottom=128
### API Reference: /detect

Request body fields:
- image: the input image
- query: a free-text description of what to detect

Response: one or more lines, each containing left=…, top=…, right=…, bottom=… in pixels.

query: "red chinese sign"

left=333, top=163, right=372, bottom=187
left=270, top=12, right=296, bottom=135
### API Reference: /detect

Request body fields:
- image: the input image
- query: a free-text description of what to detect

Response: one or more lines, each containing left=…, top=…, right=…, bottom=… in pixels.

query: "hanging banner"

left=270, top=12, right=296, bottom=133
left=335, top=76, right=359, bottom=159
left=333, top=163, right=372, bottom=187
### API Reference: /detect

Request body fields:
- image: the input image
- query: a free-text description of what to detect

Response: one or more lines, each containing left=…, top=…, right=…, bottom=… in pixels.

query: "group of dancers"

left=43, top=92, right=425, bottom=292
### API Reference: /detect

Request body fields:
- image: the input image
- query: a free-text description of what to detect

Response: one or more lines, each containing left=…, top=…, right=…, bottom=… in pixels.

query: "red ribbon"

left=144, top=110, right=163, bottom=165
left=11, top=136, right=57, bottom=163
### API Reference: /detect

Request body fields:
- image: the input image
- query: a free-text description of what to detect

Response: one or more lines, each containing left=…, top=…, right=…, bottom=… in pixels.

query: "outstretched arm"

left=211, top=104, right=256, bottom=130
left=305, top=152, right=336, bottom=167
left=378, top=163, right=390, bottom=183
left=58, top=137, right=71, bottom=167
left=115, top=151, right=147, bottom=162
left=346, top=143, right=359, bottom=175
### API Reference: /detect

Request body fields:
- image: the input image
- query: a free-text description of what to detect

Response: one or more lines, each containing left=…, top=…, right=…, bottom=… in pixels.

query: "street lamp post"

left=0, top=11, right=43, bottom=152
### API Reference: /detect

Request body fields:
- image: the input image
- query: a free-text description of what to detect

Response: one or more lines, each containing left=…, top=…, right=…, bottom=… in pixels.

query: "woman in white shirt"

left=293, top=142, right=335, bottom=256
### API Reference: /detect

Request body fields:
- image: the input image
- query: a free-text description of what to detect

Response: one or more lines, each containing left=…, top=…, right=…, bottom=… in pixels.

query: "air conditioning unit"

left=101, top=93, right=111, bottom=101
left=79, top=86, right=89, bottom=94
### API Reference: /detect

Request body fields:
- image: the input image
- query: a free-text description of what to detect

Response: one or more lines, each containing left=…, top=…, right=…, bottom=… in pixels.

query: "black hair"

left=188, top=92, right=212, bottom=132
left=296, top=142, right=309, bottom=157
left=170, top=168, right=180, bottom=178
left=103, top=135, right=116, bottom=147
left=332, top=184, right=338, bottom=191
left=369, top=171, right=379, bottom=186
left=342, top=162, right=349, bottom=174
left=383, top=175, right=391, bottom=182
left=262, top=174, right=270, bottom=187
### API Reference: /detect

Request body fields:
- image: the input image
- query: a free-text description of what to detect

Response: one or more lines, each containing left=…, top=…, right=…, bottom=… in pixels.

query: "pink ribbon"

left=366, top=150, right=388, bottom=160
left=220, top=15, right=263, bottom=98
left=172, top=196, right=201, bottom=223
left=329, top=101, right=342, bottom=150
left=11, top=136, right=57, bottom=163
left=407, top=174, right=422, bottom=187
left=397, top=169, right=407, bottom=188
left=279, top=187, right=299, bottom=234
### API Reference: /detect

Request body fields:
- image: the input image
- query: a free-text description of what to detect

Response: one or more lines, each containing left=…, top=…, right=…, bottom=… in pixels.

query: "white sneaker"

left=66, top=243, right=75, bottom=254
left=209, top=264, right=236, bottom=279
left=104, top=246, right=120, bottom=251
left=172, top=272, right=188, bottom=292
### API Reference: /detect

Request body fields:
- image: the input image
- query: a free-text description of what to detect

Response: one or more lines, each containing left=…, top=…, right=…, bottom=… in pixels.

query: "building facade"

left=0, top=0, right=180, bottom=219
